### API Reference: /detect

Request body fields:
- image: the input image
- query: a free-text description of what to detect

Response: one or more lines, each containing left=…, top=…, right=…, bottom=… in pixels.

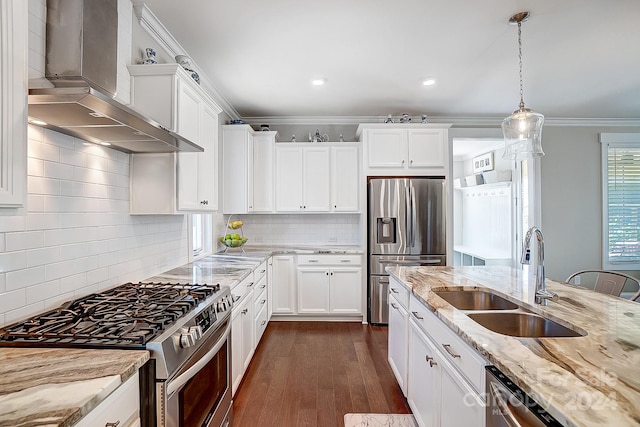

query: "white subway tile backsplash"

left=28, top=176, right=61, bottom=195
left=0, top=289, right=27, bottom=315
left=6, top=231, right=44, bottom=251
left=25, top=213, right=61, bottom=231
left=0, top=252, right=28, bottom=274
left=6, top=266, right=45, bottom=291
left=26, top=279, right=61, bottom=304
left=26, top=246, right=61, bottom=268
left=28, top=139, right=60, bottom=162
left=27, top=157, right=44, bottom=176
left=5, top=302, right=45, bottom=324
left=44, top=161, right=75, bottom=181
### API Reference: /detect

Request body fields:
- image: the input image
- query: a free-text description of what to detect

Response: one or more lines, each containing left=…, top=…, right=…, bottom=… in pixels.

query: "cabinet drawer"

left=297, top=254, right=361, bottom=265
left=74, top=373, right=139, bottom=427
left=255, top=305, right=268, bottom=344
left=254, top=260, right=268, bottom=282
left=409, top=294, right=487, bottom=394
left=389, top=277, right=410, bottom=309
left=254, top=284, right=268, bottom=315
left=231, top=274, right=255, bottom=304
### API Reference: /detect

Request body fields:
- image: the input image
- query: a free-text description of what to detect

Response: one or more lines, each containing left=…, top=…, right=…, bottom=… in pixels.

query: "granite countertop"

left=388, top=266, right=640, bottom=427
left=0, top=348, right=149, bottom=427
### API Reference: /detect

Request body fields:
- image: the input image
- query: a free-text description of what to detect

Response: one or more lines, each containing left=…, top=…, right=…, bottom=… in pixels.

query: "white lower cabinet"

left=74, top=372, right=140, bottom=427
left=405, top=291, right=486, bottom=427
left=296, top=255, right=362, bottom=317
left=271, top=255, right=297, bottom=315
left=231, top=274, right=255, bottom=396
left=388, top=291, right=409, bottom=396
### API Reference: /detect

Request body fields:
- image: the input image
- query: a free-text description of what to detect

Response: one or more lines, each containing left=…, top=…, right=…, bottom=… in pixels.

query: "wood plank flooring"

left=232, top=321, right=411, bottom=427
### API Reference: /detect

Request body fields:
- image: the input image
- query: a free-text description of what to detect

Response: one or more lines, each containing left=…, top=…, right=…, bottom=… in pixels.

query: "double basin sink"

left=434, top=290, right=585, bottom=338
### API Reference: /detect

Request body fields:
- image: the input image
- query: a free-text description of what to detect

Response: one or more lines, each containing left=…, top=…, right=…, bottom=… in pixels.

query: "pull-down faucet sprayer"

left=521, top=226, right=557, bottom=305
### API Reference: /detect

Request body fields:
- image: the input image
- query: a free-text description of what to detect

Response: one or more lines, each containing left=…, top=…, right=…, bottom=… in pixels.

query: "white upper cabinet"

left=128, top=64, right=221, bottom=214
left=222, top=125, right=278, bottom=214
left=274, top=145, right=304, bottom=212
left=357, top=124, right=451, bottom=176
left=331, top=144, right=359, bottom=212
left=252, top=132, right=276, bottom=212
left=0, top=0, right=28, bottom=210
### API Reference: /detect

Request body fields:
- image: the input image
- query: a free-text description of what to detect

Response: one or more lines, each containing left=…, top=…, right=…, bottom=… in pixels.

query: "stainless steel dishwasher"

left=486, top=366, right=564, bottom=427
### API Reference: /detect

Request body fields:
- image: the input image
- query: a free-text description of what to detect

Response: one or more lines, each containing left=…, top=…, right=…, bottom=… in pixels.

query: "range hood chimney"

left=28, top=0, right=204, bottom=153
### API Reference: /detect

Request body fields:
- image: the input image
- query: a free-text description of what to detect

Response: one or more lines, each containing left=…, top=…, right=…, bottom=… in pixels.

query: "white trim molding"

left=131, top=1, right=239, bottom=119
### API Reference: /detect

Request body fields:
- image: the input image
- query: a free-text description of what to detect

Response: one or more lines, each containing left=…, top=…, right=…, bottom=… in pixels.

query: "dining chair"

left=565, top=270, right=640, bottom=301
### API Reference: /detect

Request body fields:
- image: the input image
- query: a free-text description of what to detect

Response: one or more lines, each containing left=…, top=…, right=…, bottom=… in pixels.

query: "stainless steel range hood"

left=28, top=0, right=204, bottom=153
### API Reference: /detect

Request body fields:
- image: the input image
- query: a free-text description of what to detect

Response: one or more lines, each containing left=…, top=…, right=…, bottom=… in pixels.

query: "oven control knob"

left=189, top=326, right=203, bottom=339
left=179, top=329, right=198, bottom=348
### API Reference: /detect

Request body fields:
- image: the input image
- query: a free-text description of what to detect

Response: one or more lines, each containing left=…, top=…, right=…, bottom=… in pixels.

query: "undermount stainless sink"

left=467, top=312, right=585, bottom=338
left=434, top=290, right=519, bottom=310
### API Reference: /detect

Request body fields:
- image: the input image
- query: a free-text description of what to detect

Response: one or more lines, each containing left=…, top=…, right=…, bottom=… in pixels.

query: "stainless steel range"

left=0, top=281, right=234, bottom=427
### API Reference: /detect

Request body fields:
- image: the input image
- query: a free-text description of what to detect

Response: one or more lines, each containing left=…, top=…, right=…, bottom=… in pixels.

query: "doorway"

left=451, top=135, right=541, bottom=268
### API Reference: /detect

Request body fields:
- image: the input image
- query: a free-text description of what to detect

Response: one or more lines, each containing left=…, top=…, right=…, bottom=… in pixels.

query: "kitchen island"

left=388, top=265, right=640, bottom=427
left=0, top=348, right=148, bottom=427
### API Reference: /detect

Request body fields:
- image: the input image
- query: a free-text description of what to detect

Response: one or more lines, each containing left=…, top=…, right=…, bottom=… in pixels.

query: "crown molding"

left=131, top=1, right=240, bottom=120
left=242, top=115, right=640, bottom=127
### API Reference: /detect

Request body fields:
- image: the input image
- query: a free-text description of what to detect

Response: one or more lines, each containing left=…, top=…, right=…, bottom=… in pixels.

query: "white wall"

left=541, top=125, right=640, bottom=282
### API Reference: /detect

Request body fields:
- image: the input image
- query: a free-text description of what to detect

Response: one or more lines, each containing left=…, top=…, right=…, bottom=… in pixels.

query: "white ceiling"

left=141, top=0, right=640, bottom=121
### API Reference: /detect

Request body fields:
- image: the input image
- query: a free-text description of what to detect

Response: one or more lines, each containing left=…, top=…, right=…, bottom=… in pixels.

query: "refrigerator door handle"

left=405, top=186, right=412, bottom=248
left=379, top=259, right=442, bottom=266
left=411, top=185, right=417, bottom=247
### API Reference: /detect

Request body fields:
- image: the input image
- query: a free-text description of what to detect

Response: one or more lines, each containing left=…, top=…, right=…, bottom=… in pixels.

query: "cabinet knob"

left=334, top=205, right=337, bottom=208
left=326, top=272, right=329, bottom=276
left=200, top=200, right=208, bottom=205
left=410, top=159, right=413, bottom=165
left=330, top=271, right=333, bottom=275
left=261, top=320, right=267, bottom=326
left=402, top=159, right=405, bottom=165
left=241, top=308, right=248, bottom=315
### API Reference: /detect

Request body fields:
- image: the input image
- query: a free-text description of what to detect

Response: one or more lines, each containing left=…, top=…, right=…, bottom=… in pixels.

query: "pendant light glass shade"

left=502, top=107, right=544, bottom=160
left=502, top=11, right=544, bottom=160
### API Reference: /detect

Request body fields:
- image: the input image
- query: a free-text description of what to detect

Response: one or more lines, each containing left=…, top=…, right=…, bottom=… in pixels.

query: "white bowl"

left=175, top=55, right=192, bottom=68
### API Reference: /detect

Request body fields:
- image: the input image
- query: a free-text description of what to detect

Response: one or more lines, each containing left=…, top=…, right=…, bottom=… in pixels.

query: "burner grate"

left=0, top=282, right=220, bottom=348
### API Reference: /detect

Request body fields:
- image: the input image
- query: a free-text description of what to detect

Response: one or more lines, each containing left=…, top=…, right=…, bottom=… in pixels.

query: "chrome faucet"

left=521, top=226, right=557, bottom=305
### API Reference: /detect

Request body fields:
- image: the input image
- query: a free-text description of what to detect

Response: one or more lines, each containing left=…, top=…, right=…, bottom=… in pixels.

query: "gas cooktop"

left=0, top=282, right=223, bottom=349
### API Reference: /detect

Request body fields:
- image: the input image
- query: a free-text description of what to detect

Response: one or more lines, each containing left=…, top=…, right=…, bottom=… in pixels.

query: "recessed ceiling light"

left=311, top=78, right=326, bottom=86
left=422, top=78, right=437, bottom=86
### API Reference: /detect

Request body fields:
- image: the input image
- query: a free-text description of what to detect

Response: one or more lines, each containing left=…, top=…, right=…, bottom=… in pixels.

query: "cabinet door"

left=408, top=320, right=439, bottom=427
left=176, top=80, right=201, bottom=144
left=439, top=359, right=485, bottom=427
left=275, top=146, right=303, bottom=211
left=267, top=257, right=273, bottom=319
left=0, top=0, right=27, bottom=209
left=388, top=294, right=409, bottom=396
left=302, top=146, right=330, bottom=211
left=366, top=129, right=407, bottom=168
left=329, top=267, right=362, bottom=314
left=253, top=133, right=275, bottom=212
left=197, top=103, right=218, bottom=210
left=177, top=151, right=199, bottom=211
left=222, top=126, right=251, bottom=214
left=297, top=267, right=330, bottom=313
left=271, top=255, right=296, bottom=314
left=241, top=297, right=254, bottom=371
left=247, top=132, right=254, bottom=212
left=231, top=306, right=243, bottom=395
left=331, top=145, right=359, bottom=212
left=407, top=129, right=446, bottom=169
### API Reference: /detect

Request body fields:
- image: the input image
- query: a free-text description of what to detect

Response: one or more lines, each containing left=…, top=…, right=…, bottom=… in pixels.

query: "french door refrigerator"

left=368, top=177, right=446, bottom=324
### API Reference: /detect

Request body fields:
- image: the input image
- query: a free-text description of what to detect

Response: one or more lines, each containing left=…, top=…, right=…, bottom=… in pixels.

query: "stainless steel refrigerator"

left=368, top=177, right=447, bottom=324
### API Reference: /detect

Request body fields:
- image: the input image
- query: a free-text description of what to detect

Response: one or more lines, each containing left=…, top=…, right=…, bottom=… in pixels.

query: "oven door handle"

left=166, top=323, right=231, bottom=396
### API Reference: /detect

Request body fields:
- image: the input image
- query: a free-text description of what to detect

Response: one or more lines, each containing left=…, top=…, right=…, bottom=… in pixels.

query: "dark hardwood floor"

left=232, top=321, right=411, bottom=427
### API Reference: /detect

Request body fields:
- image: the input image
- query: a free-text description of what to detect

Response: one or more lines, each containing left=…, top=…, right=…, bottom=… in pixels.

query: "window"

left=601, top=133, right=640, bottom=269
left=190, top=214, right=213, bottom=260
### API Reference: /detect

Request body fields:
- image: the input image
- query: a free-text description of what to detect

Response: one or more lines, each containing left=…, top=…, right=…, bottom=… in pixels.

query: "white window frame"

left=188, top=214, right=213, bottom=262
left=600, top=133, right=640, bottom=270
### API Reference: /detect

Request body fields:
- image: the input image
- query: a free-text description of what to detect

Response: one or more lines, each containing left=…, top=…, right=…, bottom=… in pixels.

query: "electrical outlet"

left=574, top=275, right=581, bottom=285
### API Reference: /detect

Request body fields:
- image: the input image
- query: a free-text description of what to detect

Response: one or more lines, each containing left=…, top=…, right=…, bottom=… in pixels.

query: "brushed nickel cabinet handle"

left=390, top=303, right=399, bottom=309
left=105, top=422, right=121, bottom=427
left=425, top=355, right=437, bottom=367
left=411, top=311, right=424, bottom=320
left=241, top=309, right=248, bottom=315
left=390, top=288, right=399, bottom=294
left=442, top=344, right=461, bottom=359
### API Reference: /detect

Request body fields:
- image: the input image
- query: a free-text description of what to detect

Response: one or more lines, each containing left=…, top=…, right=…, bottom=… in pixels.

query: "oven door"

left=162, top=318, right=232, bottom=427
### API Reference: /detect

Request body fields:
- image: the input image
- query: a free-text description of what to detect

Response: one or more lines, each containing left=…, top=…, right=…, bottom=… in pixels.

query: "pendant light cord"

left=518, top=21, right=525, bottom=110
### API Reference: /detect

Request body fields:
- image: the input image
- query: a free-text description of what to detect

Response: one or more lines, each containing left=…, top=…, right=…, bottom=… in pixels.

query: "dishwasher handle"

left=489, top=382, right=523, bottom=427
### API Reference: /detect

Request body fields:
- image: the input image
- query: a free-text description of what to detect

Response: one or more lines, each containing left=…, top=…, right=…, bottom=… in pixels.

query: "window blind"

left=607, top=147, right=640, bottom=263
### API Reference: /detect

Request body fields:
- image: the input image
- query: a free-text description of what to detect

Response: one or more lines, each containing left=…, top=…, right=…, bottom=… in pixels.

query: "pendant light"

left=502, top=11, right=544, bottom=160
